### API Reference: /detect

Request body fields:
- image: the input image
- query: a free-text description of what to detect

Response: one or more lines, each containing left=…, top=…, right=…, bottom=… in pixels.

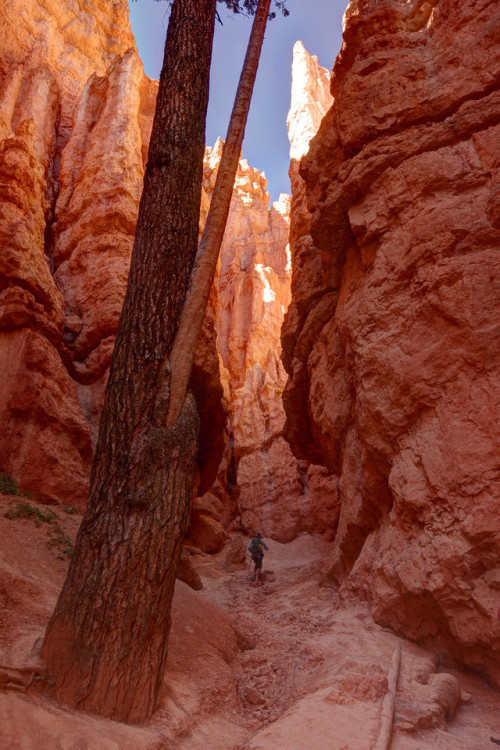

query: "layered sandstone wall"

left=194, top=139, right=338, bottom=545
left=0, top=0, right=135, bottom=503
left=283, top=0, right=500, bottom=685
left=52, top=47, right=225, bottom=497
left=53, top=49, right=155, bottom=444
left=1, top=0, right=339, bottom=540
left=0, top=0, right=339, bottom=545
left=0, top=0, right=225, bottom=505
left=180, top=127, right=340, bottom=548
left=1, top=0, right=135, bottom=146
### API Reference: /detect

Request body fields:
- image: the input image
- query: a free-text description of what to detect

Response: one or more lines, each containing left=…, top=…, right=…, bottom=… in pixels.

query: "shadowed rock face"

left=283, top=1, right=500, bottom=685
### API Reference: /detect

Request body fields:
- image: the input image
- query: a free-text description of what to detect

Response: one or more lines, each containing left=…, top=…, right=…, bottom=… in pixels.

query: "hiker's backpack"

left=249, top=537, right=263, bottom=555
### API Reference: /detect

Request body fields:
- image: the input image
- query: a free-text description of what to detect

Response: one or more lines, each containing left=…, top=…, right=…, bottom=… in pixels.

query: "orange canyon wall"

left=0, top=0, right=225, bottom=506
left=283, top=0, right=500, bottom=686
left=2, top=0, right=500, bottom=693
left=0, top=0, right=136, bottom=505
left=211, top=136, right=338, bottom=543
left=0, top=0, right=337, bottom=543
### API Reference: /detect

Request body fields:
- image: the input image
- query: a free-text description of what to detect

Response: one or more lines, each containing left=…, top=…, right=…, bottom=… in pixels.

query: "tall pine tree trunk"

left=42, top=0, right=274, bottom=725
left=41, top=0, right=217, bottom=724
left=167, top=0, right=272, bottom=424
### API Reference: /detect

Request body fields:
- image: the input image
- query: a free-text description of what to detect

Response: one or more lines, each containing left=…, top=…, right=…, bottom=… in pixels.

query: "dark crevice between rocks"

left=43, top=81, right=62, bottom=277
left=43, top=183, right=59, bottom=278
left=226, top=422, right=238, bottom=501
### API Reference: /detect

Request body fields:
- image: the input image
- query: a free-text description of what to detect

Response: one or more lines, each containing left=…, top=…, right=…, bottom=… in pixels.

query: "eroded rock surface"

left=53, top=48, right=155, bottom=442
left=0, top=0, right=136, bottom=505
left=1, top=0, right=136, bottom=146
left=0, top=0, right=225, bottom=504
left=212, top=138, right=338, bottom=543
left=0, top=1, right=338, bottom=541
left=283, top=0, right=500, bottom=686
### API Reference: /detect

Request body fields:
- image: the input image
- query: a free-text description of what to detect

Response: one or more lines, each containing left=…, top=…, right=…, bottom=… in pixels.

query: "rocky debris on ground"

left=176, top=549, right=203, bottom=592
left=1, top=499, right=500, bottom=749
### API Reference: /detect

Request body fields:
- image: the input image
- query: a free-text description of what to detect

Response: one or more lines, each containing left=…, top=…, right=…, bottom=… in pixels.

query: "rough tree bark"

left=41, top=0, right=217, bottom=724
left=42, top=0, right=279, bottom=725
left=167, top=0, right=273, bottom=425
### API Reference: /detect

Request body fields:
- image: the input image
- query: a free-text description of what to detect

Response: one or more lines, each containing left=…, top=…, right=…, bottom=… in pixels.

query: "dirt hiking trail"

left=1, top=493, right=500, bottom=749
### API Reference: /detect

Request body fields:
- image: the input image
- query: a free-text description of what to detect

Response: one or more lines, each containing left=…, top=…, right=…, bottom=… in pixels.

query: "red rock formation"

left=0, top=0, right=137, bottom=504
left=283, top=0, right=500, bottom=686
left=0, top=1, right=225, bottom=504
left=1, top=0, right=136, bottom=145
left=0, top=64, right=92, bottom=504
left=53, top=55, right=225, bottom=494
left=283, top=40, right=334, bottom=466
left=0, top=1, right=338, bottom=542
left=213, top=137, right=338, bottom=543
left=53, top=49, right=156, bottom=444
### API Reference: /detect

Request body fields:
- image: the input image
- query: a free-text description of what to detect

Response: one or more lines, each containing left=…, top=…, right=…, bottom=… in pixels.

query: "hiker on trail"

left=248, top=532, right=268, bottom=584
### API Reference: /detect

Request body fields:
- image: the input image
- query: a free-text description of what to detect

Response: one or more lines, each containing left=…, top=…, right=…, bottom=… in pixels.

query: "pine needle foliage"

left=144, top=0, right=289, bottom=19
left=220, top=0, right=288, bottom=17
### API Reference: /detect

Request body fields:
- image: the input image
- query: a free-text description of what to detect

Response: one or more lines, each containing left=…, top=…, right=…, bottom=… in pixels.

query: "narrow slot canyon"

left=1, top=0, right=500, bottom=748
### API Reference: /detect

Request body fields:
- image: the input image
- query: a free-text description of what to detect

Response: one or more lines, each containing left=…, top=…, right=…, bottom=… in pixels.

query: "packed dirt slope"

left=1, top=490, right=500, bottom=749
left=283, top=0, right=500, bottom=688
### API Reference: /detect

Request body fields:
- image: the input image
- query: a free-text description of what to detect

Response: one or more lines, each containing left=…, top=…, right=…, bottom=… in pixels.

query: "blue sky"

left=128, top=1, right=346, bottom=202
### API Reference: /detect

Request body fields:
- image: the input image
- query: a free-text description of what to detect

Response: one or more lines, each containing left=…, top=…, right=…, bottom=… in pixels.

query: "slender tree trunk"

left=167, top=0, right=272, bottom=425
left=41, top=0, right=217, bottom=724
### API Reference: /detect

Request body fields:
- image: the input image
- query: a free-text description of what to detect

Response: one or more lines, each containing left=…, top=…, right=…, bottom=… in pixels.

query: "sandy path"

left=1, top=494, right=500, bottom=750
left=194, top=534, right=500, bottom=750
